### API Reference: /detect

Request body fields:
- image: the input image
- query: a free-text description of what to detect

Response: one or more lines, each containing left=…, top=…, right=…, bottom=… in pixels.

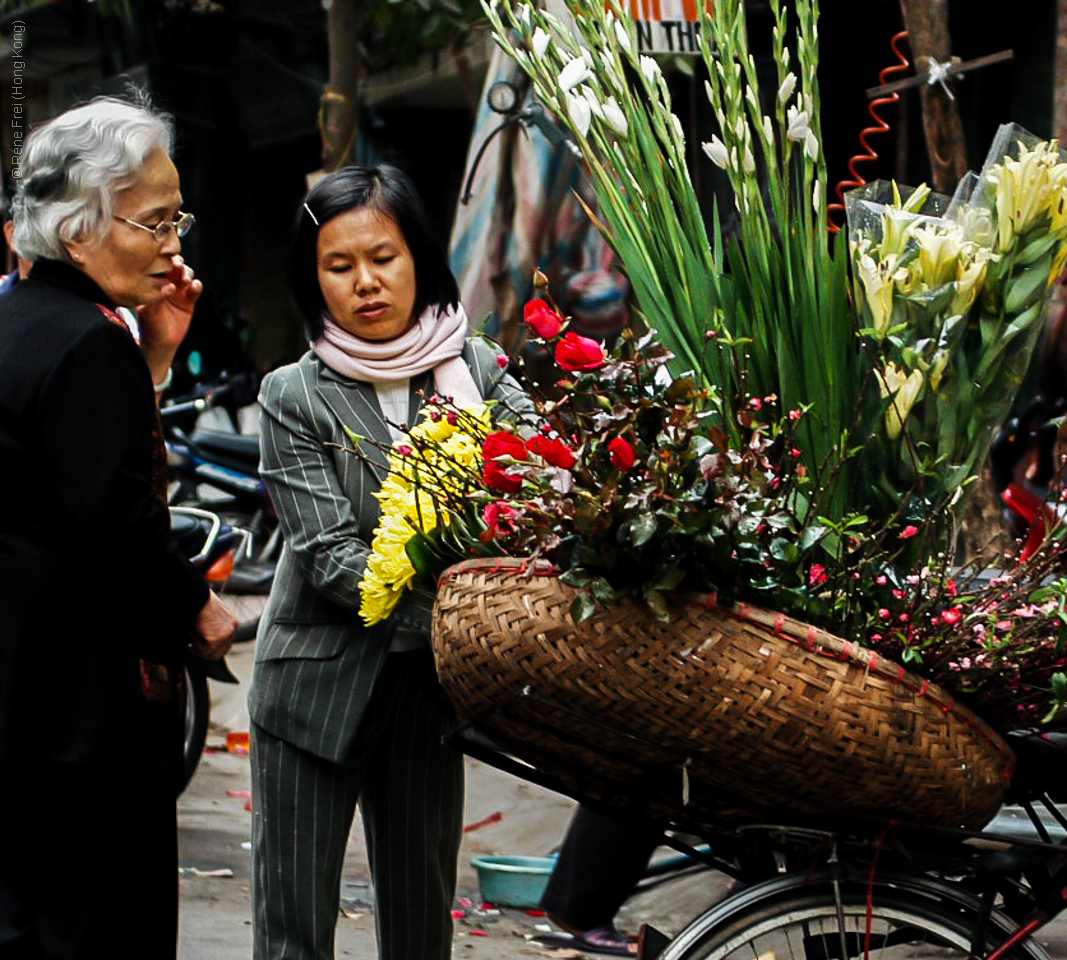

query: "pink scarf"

left=312, top=303, right=482, bottom=408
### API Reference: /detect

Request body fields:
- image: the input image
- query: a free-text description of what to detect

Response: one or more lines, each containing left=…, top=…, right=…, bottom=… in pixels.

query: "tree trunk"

left=321, top=0, right=360, bottom=171
left=897, top=0, right=968, bottom=194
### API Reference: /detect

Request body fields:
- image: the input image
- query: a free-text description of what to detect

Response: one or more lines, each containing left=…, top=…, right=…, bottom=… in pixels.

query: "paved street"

left=176, top=627, right=724, bottom=959
left=176, top=597, right=1067, bottom=959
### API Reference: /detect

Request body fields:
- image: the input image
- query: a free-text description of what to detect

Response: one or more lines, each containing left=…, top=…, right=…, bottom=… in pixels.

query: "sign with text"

left=545, top=0, right=708, bottom=55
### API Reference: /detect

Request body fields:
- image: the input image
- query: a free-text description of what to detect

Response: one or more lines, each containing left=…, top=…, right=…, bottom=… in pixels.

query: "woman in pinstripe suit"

left=249, top=165, right=530, bottom=960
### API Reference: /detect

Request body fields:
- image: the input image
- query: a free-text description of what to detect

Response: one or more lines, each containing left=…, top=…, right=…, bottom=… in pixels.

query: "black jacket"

left=0, top=259, right=208, bottom=768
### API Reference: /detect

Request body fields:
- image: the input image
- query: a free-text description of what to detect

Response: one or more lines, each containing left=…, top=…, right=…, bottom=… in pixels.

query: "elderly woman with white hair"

left=0, top=96, right=236, bottom=959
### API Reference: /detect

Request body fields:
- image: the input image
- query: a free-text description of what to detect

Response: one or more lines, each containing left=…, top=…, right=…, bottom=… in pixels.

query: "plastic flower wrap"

left=846, top=126, right=1067, bottom=519
left=359, top=403, right=495, bottom=625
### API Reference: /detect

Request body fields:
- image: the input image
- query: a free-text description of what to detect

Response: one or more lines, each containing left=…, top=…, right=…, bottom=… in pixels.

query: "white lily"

left=950, top=246, right=991, bottom=316
left=854, top=252, right=901, bottom=337
left=804, top=130, right=818, bottom=161
left=877, top=362, right=924, bottom=439
left=566, top=92, right=591, bottom=138
left=531, top=27, right=550, bottom=59
left=559, top=57, right=589, bottom=92
left=702, top=136, right=729, bottom=169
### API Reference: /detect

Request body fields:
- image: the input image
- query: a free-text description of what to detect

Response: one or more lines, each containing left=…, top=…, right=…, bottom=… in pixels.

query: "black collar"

left=27, top=259, right=115, bottom=308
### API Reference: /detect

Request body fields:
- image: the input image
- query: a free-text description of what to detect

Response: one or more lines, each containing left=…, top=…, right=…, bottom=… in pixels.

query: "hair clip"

left=303, top=202, right=320, bottom=226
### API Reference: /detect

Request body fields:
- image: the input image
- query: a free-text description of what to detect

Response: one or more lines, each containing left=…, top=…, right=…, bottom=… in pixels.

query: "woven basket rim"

left=436, top=556, right=1016, bottom=777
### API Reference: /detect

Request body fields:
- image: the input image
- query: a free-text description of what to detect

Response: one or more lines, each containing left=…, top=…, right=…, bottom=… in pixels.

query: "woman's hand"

left=138, top=254, right=203, bottom=387
left=191, top=591, right=238, bottom=660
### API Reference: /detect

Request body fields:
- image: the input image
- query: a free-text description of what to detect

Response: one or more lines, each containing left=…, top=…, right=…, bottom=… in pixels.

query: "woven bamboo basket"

left=432, top=558, right=1016, bottom=833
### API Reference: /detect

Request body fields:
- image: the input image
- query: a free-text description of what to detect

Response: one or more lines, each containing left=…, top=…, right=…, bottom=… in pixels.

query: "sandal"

left=535, top=924, right=638, bottom=957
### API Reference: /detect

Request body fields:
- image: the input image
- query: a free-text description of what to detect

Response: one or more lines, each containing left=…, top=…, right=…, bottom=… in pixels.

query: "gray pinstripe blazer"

left=249, top=337, right=530, bottom=763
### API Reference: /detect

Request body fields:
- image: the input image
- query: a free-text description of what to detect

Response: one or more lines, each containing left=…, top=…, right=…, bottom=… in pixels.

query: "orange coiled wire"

left=827, top=30, right=910, bottom=233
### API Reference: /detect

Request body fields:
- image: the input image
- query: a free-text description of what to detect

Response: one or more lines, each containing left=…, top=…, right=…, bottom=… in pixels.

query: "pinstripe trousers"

left=251, top=649, right=465, bottom=960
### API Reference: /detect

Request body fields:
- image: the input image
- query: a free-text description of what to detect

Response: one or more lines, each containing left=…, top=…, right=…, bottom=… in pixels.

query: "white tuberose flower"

left=566, top=92, right=592, bottom=138
left=531, top=27, right=550, bottom=59
left=777, top=72, right=797, bottom=105
left=805, top=130, right=819, bottom=161
left=640, top=55, right=660, bottom=84
left=602, top=97, right=628, bottom=138
left=613, top=17, right=632, bottom=54
left=786, top=105, right=810, bottom=142
left=559, top=57, right=590, bottom=92
left=702, top=136, right=729, bottom=169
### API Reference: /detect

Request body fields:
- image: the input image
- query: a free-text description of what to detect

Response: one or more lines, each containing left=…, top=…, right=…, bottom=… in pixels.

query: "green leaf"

left=799, top=525, right=829, bottom=551
left=651, top=565, right=685, bottom=591
left=632, top=513, right=658, bottom=546
left=1005, top=259, right=1052, bottom=314
left=591, top=577, right=617, bottom=603
left=570, top=592, right=597, bottom=623
left=645, top=589, right=671, bottom=622
left=769, top=538, right=798, bottom=563
left=560, top=567, right=593, bottom=588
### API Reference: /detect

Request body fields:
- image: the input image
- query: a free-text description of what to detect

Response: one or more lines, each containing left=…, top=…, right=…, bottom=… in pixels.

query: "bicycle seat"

left=190, top=429, right=262, bottom=468
left=1006, top=730, right=1067, bottom=803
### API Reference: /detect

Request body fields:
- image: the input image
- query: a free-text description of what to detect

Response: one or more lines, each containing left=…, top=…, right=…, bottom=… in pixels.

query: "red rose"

left=555, top=331, right=606, bottom=371
left=480, top=501, right=523, bottom=542
left=482, top=431, right=527, bottom=493
left=808, top=564, right=827, bottom=587
left=607, top=437, right=635, bottom=470
left=524, top=299, right=563, bottom=339
left=526, top=435, right=576, bottom=470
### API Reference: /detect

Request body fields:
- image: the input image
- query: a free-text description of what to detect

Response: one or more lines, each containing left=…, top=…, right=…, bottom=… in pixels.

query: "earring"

left=72, top=254, right=81, bottom=261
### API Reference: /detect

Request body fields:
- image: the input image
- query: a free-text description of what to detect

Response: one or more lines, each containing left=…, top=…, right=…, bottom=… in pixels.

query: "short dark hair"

left=290, top=164, right=460, bottom=340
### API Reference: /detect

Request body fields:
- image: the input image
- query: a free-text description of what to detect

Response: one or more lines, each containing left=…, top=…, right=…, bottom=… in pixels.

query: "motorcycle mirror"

left=487, top=79, right=520, bottom=114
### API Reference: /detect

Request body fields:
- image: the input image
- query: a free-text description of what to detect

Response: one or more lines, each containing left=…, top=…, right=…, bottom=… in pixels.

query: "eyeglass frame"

left=113, top=211, right=195, bottom=243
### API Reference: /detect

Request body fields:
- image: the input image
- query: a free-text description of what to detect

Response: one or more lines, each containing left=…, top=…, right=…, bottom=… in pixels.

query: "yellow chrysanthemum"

left=359, top=403, right=492, bottom=626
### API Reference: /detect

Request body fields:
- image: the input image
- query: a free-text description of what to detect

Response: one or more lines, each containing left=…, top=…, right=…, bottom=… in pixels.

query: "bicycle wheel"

left=180, top=664, right=210, bottom=795
left=662, top=876, right=1051, bottom=960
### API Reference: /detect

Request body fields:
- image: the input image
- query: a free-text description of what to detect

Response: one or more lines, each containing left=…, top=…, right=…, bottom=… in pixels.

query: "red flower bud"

left=555, top=331, right=606, bottom=371
left=607, top=437, right=635, bottom=470
left=526, top=434, right=576, bottom=470
left=524, top=299, right=563, bottom=339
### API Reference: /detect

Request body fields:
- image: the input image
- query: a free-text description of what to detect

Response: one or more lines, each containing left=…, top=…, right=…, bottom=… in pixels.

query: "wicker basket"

left=432, top=558, right=1015, bottom=833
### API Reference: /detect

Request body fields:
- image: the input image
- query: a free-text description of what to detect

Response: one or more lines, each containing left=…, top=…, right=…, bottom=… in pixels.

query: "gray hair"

left=12, top=96, right=174, bottom=261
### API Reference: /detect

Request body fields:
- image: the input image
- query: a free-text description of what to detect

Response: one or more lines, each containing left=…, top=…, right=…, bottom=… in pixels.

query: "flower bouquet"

left=344, top=0, right=1067, bottom=827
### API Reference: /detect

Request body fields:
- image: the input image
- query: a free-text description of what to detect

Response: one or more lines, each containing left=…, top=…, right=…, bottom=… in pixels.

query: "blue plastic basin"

left=470, top=855, right=556, bottom=909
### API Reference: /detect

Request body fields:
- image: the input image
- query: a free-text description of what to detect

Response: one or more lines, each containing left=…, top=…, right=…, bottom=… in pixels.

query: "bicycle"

left=451, top=696, right=1067, bottom=960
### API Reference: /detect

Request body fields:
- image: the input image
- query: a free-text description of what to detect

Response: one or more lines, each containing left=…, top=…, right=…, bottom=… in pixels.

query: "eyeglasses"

left=114, top=211, right=196, bottom=243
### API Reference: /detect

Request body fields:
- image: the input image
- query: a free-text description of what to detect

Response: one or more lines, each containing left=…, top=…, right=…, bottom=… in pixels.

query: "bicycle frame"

left=445, top=688, right=1067, bottom=960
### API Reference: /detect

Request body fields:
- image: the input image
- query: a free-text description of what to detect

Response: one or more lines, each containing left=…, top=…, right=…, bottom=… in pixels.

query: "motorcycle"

left=162, top=376, right=279, bottom=595
left=171, top=504, right=243, bottom=792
